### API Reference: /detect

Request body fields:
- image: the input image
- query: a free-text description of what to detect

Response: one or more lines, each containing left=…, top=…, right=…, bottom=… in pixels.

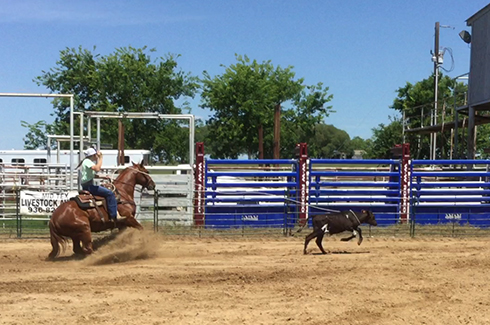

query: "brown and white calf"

left=298, top=210, right=377, bottom=254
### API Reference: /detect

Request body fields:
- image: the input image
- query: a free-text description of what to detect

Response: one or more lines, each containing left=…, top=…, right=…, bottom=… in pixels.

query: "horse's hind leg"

left=72, top=238, right=84, bottom=255
left=80, top=230, right=94, bottom=255
left=47, top=235, right=59, bottom=260
left=47, top=222, right=61, bottom=260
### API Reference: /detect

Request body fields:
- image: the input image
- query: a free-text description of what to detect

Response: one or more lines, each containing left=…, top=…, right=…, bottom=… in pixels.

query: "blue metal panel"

left=311, top=159, right=398, bottom=164
left=203, top=158, right=490, bottom=229
left=410, top=159, right=490, bottom=227
left=311, top=171, right=398, bottom=177
left=207, top=159, right=297, bottom=165
left=204, top=159, right=299, bottom=229
left=309, top=159, right=402, bottom=227
left=205, top=205, right=296, bottom=229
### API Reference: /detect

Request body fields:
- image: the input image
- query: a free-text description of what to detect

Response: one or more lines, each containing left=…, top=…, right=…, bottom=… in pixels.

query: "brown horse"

left=47, top=162, right=156, bottom=260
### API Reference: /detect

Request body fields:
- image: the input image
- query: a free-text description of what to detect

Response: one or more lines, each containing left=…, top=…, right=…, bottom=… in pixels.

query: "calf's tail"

left=294, top=217, right=310, bottom=235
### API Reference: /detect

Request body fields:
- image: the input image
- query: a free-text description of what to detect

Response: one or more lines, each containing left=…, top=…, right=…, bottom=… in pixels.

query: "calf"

left=298, top=210, right=377, bottom=255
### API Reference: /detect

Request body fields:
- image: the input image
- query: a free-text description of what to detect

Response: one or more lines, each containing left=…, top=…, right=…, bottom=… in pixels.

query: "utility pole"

left=432, top=22, right=440, bottom=160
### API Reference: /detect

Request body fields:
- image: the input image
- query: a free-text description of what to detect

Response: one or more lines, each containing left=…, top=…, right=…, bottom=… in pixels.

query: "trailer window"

left=0, top=159, right=2, bottom=163
left=124, top=156, right=130, bottom=164
left=11, top=158, right=25, bottom=165
left=34, top=158, right=47, bottom=164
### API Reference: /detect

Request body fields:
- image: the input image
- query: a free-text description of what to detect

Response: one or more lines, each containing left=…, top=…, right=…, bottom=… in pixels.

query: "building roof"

left=467, top=3, right=490, bottom=26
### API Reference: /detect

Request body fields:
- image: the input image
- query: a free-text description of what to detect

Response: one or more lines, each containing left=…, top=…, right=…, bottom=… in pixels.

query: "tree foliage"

left=364, top=117, right=403, bottom=159
left=32, top=46, right=198, bottom=163
left=307, top=124, right=352, bottom=158
left=21, top=120, right=61, bottom=149
left=200, top=55, right=333, bottom=159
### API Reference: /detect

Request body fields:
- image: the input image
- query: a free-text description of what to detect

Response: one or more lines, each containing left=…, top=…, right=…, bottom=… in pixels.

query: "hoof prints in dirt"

left=84, top=229, right=161, bottom=266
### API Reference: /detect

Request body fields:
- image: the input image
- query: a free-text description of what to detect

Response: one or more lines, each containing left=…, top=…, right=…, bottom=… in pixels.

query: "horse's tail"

left=47, top=219, right=67, bottom=260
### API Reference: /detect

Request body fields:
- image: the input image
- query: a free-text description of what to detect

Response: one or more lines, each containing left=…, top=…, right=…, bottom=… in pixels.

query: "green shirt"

left=81, top=159, right=95, bottom=184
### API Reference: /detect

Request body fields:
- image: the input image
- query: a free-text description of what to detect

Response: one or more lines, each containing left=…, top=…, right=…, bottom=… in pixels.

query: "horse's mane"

left=114, top=164, right=146, bottom=181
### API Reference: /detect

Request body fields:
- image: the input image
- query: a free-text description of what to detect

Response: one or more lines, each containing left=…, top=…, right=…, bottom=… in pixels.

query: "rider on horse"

left=80, top=148, right=118, bottom=221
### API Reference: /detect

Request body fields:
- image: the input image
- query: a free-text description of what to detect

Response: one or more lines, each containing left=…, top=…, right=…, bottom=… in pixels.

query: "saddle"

left=72, top=191, right=105, bottom=208
left=70, top=190, right=110, bottom=222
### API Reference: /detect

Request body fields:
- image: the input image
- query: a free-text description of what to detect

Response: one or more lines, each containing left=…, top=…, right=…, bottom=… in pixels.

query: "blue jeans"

left=82, top=184, right=118, bottom=220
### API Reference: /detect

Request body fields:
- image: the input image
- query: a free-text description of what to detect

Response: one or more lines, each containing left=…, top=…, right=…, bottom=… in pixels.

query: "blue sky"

left=0, top=0, right=487, bottom=149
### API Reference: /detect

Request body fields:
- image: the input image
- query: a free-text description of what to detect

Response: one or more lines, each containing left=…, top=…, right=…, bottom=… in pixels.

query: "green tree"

left=21, top=120, right=60, bottom=149
left=350, top=136, right=370, bottom=151
left=306, top=124, right=352, bottom=158
left=364, top=117, right=403, bottom=159
left=200, top=55, right=332, bottom=159
left=33, top=46, right=199, bottom=164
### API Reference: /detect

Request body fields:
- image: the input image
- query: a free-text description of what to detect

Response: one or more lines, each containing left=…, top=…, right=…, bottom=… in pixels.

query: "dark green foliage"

left=200, top=55, right=333, bottom=159
left=31, top=46, right=198, bottom=163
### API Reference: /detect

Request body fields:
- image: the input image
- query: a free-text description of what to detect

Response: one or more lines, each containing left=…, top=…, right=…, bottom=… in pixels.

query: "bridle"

left=103, top=167, right=154, bottom=208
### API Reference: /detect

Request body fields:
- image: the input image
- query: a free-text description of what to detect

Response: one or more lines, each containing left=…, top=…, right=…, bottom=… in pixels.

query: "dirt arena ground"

left=1, top=231, right=490, bottom=325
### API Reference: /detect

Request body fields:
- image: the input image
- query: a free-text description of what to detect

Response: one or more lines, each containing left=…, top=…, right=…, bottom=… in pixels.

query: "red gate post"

left=295, top=143, right=309, bottom=226
left=193, top=142, right=205, bottom=226
left=399, top=143, right=411, bottom=223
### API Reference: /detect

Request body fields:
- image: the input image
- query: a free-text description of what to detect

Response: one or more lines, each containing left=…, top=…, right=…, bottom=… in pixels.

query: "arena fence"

left=190, top=143, right=490, bottom=238
left=4, top=143, right=490, bottom=239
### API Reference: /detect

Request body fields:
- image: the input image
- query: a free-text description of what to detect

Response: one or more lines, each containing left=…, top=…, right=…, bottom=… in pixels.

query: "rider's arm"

left=91, top=151, right=103, bottom=172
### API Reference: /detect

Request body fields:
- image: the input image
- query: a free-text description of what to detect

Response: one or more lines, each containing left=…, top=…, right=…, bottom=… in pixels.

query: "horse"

left=47, top=161, right=156, bottom=260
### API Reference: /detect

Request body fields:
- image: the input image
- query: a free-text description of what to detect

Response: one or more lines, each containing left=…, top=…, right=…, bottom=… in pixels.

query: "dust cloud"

left=83, top=228, right=162, bottom=265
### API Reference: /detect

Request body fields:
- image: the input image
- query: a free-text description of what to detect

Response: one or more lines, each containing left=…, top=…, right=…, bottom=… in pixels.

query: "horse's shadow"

left=49, top=254, right=86, bottom=262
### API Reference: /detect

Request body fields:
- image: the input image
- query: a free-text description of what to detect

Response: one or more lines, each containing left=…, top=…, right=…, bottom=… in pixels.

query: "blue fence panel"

left=309, top=159, right=401, bottom=226
left=410, top=160, right=490, bottom=227
left=201, top=157, right=490, bottom=230
left=204, top=159, right=299, bottom=229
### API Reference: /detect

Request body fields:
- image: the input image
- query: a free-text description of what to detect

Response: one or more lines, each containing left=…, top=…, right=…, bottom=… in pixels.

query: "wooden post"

left=117, top=119, right=125, bottom=165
